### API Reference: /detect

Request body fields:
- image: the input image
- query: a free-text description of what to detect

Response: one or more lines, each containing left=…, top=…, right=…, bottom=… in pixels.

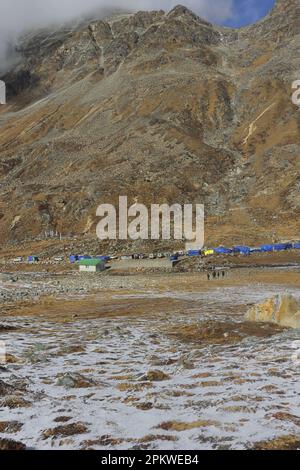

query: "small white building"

left=79, top=259, right=106, bottom=273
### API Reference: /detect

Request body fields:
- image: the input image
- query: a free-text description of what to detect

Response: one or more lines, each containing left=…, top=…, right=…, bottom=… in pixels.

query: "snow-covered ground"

left=0, top=284, right=300, bottom=450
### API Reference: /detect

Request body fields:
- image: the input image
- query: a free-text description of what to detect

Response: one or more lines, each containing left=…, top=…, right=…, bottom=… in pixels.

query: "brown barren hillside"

left=0, top=0, right=300, bottom=250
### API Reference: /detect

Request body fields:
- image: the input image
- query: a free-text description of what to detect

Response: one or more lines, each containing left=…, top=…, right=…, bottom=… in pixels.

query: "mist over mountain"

left=0, top=0, right=234, bottom=73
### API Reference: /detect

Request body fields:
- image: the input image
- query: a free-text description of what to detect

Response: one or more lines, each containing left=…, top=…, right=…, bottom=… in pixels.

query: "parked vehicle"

left=96, top=256, right=111, bottom=262
left=149, top=253, right=156, bottom=259
left=28, top=256, right=39, bottom=263
left=53, top=256, right=64, bottom=262
left=13, top=257, right=23, bottom=263
left=108, top=255, right=118, bottom=260
left=120, top=255, right=133, bottom=260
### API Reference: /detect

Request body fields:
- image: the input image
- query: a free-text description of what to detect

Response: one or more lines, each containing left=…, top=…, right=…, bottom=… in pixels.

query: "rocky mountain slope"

left=0, top=0, right=299, bottom=249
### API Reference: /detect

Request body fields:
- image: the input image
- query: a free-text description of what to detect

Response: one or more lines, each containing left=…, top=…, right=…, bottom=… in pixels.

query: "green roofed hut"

left=79, top=258, right=106, bottom=273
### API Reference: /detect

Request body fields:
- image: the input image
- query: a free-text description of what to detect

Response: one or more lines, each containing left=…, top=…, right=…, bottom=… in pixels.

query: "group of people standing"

left=207, top=270, right=226, bottom=281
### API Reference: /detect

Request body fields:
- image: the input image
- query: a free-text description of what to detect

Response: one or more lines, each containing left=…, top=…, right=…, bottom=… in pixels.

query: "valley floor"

left=0, top=268, right=300, bottom=450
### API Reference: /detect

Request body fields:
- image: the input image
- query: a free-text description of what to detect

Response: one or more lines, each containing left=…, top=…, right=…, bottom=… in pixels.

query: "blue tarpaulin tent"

left=273, top=243, right=291, bottom=251
left=293, top=243, right=300, bottom=250
left=260, top=244, right=274, bottom=252
left=188, top=250, right=200, bottom=257
left=233, top=246, right=250, bottom=255
left=70, top=255, right=79, bottom=263
left=214, top=247, right=232, bottom=254
left=250, top=248, right=262, bottom=253
left=261, top=243, right=292, bottom=252
left=96, top=256, right=110, bottom=262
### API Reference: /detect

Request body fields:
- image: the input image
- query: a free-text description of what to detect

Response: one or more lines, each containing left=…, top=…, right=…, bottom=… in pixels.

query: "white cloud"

left=0, top=0, right=234, bottom=73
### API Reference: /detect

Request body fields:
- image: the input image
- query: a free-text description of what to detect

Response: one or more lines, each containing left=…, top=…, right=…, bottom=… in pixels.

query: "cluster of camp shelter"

left=187, top=242, right=297, bottom=257
left=70, top=242, right=299, bottom=265
left=22, top=242, right=300, bottom=266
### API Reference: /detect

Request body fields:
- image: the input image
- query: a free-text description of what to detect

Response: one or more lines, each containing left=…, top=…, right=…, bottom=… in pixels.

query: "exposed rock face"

left=246, top=294, right=300, bottom=329
left=0, top=1, right=300, bottom=247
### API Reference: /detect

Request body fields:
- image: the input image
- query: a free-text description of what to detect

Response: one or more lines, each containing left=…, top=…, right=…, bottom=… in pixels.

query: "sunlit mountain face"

left=0, top=0, right=299, bottom=247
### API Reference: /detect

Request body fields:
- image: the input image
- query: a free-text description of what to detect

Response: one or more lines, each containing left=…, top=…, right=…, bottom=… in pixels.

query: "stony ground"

left=0, top=268, right=300, bottom=450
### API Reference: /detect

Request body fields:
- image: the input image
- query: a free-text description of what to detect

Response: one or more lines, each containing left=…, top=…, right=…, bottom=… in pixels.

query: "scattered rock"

left=0, top=421, right=23, bottom=433
left=117, top=382, right=152, bottom=392
left=271, top=412, right=300, bottom=427
left=222, top=405, right=257, bottom=414
left=81, top=435, right=124, bottom=448
left=56, top=373, right=96, bottom=389
left=150, top=356, right=177, bottom=366
left=5, top=354, right=21, bottom=364
left=138, top=434, right=178, bottom=443
left=53, top=416, right=72, bottom=423
left=252, top=435, right=300, bottom=450
left=142, top=370, right=170, bottom=382
left=1, top=396, right=31, bottom=409
left=0, top=438, right=26, bottom=450
left=199, top=380, right=221, bottom=388
left=0, top=379, right=14, bottom=397
left=0, top=324, right=18, bottom=332
left=178, top=357, right=195, bottom=369
left=58, top=345, right=86, bottom=355
left=42, top=422, right=88, bottom=439
left=192, top=372, right=212, bottom=379
left=135, top=402, right=153, bottom=410
left=158, top=420, right=219, bottom=431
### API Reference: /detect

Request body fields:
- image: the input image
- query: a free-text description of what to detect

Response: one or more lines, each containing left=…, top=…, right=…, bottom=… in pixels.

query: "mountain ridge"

left=0, top=1, right=299, bottom=249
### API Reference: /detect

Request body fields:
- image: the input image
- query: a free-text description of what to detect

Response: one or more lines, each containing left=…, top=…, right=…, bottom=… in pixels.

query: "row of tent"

left=70, top=242, right=299, bottom=263
left=188, top=242, right=297, bottom=257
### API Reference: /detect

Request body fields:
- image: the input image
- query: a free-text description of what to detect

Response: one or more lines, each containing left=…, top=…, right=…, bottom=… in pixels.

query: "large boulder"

left=246, top=294, right=300, bottom=329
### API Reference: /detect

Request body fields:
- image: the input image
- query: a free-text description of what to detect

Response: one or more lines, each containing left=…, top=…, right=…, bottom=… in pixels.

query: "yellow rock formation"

left=246, top=294, right=300, bottom=329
